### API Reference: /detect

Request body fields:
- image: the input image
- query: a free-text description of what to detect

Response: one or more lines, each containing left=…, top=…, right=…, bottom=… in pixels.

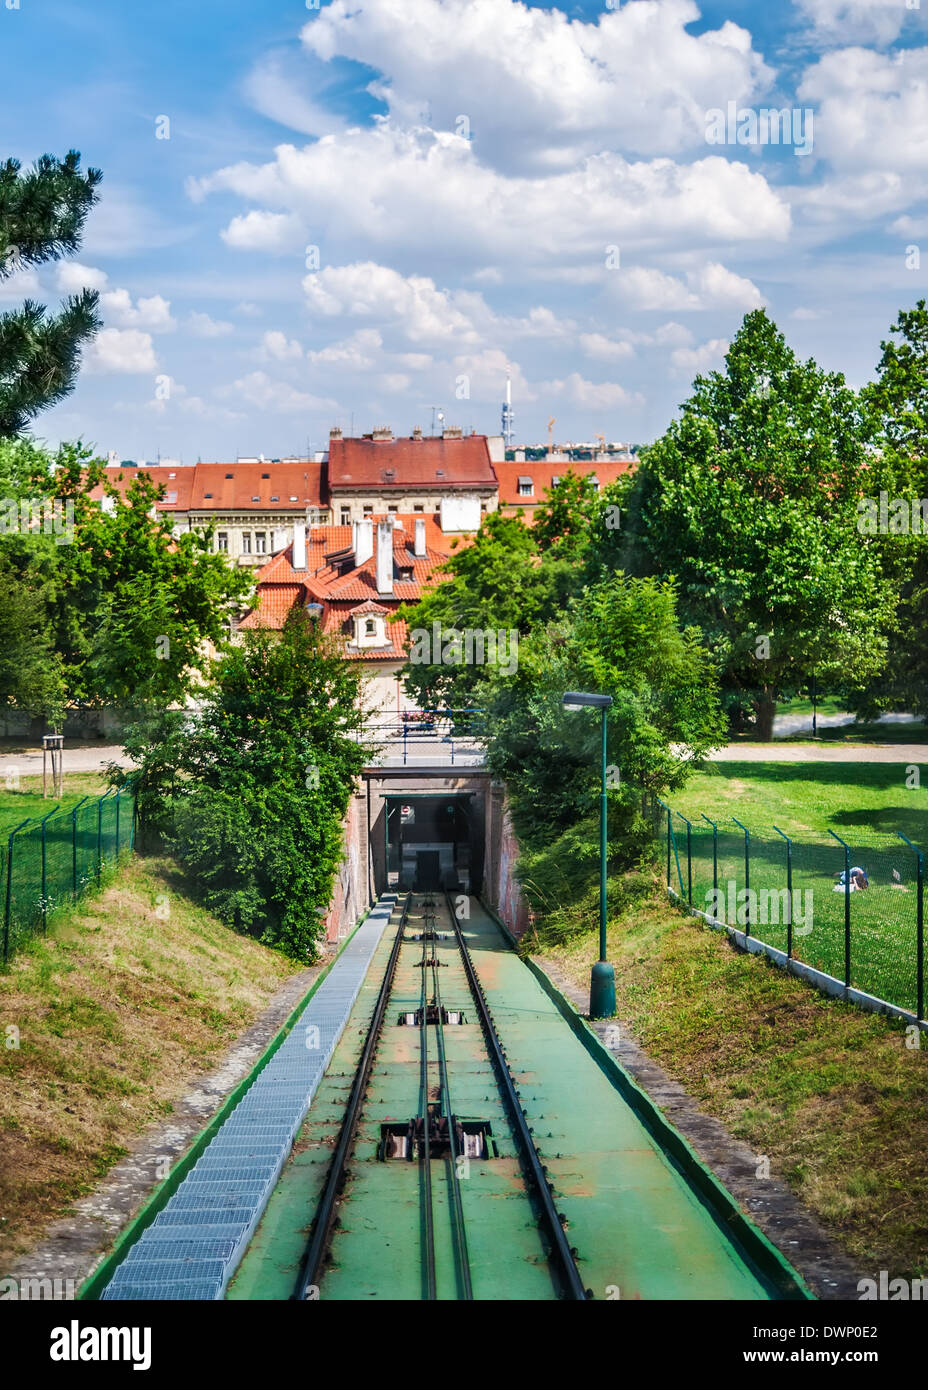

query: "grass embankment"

left=0, top=774, right=109, bottom=836
left=526, top=760, right=928, bottom=1277
left=0, top=854, right=298, bottom=1266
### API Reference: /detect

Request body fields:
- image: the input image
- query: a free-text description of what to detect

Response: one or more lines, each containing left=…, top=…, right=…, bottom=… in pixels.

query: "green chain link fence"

left=1, top=786, right=136, bottom=962
left=657, top=802, right=924, bottom=1023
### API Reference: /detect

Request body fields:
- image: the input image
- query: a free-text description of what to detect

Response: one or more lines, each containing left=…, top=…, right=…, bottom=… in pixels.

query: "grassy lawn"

left=0, top=855, right=300, bottom=1267
left=533, top=875, right=928, bottom=1280
left=0, top=774, right=110, bottom=838
left=662, top=761, right=928, bottom=1015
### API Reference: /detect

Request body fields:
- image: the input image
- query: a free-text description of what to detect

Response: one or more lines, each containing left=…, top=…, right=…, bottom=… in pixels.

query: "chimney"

left=414, top=517, right=427, bottom=558
left=292, top=520, right=307, bottom=571
left=354, top=517, right=373, bottom=567
left=442, top=425, right=463, bottom=439
left=376, top=520, right=394, bottom=595
left=372, top=426, right=394, bottom=442
left=412, top=426, right=423, bottom=440
left=329, top=426, right=343, bottom=440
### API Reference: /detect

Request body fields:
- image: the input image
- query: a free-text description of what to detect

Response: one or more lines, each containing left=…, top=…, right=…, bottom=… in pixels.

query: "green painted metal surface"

left=230, top=897, right=807, bottom=1301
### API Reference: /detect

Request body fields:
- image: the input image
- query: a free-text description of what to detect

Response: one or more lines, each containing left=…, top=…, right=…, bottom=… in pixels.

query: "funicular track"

left=293, top=892, right=590, bottom=1301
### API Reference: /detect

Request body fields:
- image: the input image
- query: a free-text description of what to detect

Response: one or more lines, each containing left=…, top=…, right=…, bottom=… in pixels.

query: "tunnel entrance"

left=383, top=792, right=481, bottom=894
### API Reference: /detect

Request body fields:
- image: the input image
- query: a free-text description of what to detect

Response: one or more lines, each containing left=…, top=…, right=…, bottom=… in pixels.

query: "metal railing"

left=356, top=708, right=487, bottom=768
left=1, top=786, right=136, bottom=962
left=657, top=802, right=926, bottom=1023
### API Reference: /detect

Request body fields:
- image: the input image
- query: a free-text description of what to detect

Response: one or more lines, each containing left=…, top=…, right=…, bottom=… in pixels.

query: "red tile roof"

left=89, top=461, right=326, bottom=513
left=494, top=457, right=635, bottom=509
left=328, top=435, right=496, bottom=490
left=239, top=515, right=463, bottom=661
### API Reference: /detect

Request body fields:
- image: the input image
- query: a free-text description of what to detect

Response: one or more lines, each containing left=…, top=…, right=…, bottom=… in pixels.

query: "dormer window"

left=517, top=476, right=533, bottom=496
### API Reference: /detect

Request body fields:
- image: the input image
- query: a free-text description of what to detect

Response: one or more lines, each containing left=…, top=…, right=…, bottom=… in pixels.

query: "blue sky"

left=2, top=0, right=927, bottom=461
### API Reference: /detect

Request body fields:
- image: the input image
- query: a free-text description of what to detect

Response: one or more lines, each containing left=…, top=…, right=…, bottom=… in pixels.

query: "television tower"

left=501, top=367, right=515, bottom=448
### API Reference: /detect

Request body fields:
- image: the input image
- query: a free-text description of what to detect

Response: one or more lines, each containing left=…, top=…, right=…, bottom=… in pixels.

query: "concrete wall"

left=322, top=787, right=372, bottom=944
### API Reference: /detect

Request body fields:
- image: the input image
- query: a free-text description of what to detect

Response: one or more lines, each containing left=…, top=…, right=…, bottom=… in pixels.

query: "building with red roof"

left=239, top=513, right=460, bottom=711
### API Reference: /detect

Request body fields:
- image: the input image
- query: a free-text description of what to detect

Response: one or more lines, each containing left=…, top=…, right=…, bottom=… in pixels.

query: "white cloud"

left=0, top=267, right=41, bottom=300
left=670, top=338, right=730, bottom=373
left=187, top=311, right=234, bottom=338
left=793, top=0, right=920, bottom=47
left=223, top=370, right=337, bottom=413
left=303, top=262, right=483, bottom=344
left=260, top=329, right=304, bottom=360
left=218, top=209, right=305, bottom=253
left=688, top=262, right=766, bottom=310
left=545, top=372, right=641, bottom=410
left=791, top=305, right=826, bottom=320
left=56, top=262, right=109, bottom=294
left=244, top=49, right=349, bottom=138
left=307, top=329, right=384, bottom=369
left=613, top=267, right=702, bottom=311
left=301, top=0, right=771, bottom=171
left=101, top=288, right=176, bottom=332
left=86, top=328, right=158, bottom=374
left=192, top=129, right=790, bottom=278
left=580, top=333, right=636, bottom=362
left=799, top=47, right=928, bottom=179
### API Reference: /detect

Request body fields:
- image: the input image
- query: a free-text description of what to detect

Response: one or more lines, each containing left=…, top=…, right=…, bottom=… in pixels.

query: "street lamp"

left=562, top=690, right=615, bottom=1019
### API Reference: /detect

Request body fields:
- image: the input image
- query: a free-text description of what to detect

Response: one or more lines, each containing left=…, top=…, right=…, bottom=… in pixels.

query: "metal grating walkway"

left=101, top=895, right=398, bottom=1300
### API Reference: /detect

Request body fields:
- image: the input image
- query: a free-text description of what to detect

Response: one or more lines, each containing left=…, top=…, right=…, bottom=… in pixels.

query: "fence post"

left=4, top=819, right=32, bottom=963
left=115, top=789, right=121, bottom=853
left=96, top=794, right=103, bottom=880
left=772, top=825, right=793, bottom=960
left=898, top=833, right=923, bottom=1021
left=700, top=814, right=718, bottom=898
left=677, top=813, right=693, bottom=905
left=39, top=806, right=60, bottom=934
left=828, top=830, right=852, bottom=989
left=732, top=818, right=751, bottom=940
left=657, top=799, right=685, bottom=897
left=70, top=796, right=89, bottom=899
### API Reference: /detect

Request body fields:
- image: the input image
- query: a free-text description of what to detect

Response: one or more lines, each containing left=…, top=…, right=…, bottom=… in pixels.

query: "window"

left=166, top=491, right=178, bottom=504
left=204, top=492, right=213, bottom=499
left=365, top=619, right=376, bottom=635
left=388, top=505, right=398, bottom=514
left=270, top=495, right=279, bottom=502
left=413, top=505, right=424, bottom=513
left=340, top=508, right=351, bottom=525
left=363, top=505, right=373, bottom=516
left=551, top=475, right=561, bottom=487
left=262, top=473, right=270, bottom=479
left=217, top=532, right=228, bottom=553
left=590, top=475, right=600, bottom=492
left=225, top=473, right=234, bottom=479
left=517, top=476, right=533, bottom=496
left=255, top=532, right=267, bottom=554
left=242, top=533, right=252, bottom=554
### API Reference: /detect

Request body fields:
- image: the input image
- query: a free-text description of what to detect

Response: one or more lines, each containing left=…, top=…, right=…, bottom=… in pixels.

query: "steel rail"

left=444, top=893, right=590, bottom=1301
left=292, top=894, right=411, bottom=1300
left=430, top=899, right=474, bottom=1300
left=418, top=902, right=438, bottom=1300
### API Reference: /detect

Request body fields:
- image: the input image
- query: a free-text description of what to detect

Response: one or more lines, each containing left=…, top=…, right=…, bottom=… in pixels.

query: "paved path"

left=0, top=745, right=133, bottom=775
left=707, top=743, right=928, bottom=763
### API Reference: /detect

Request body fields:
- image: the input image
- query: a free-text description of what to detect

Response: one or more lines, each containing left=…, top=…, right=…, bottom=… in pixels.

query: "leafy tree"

left=481, top=571, right=725, bottom=848
left=0, top=151, right=102, bottom=435
left=0, top=440, right=252, bottom=713
left=399, top=508, right=584, bottom=710
left=626, top=310, right=894, bottom=737
left=852, top=300, right=928, bottom=715
left=132, top=611, right=370, bottom=961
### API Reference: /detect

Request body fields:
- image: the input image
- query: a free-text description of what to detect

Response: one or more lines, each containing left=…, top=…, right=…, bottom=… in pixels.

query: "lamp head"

left=562, top=691, right=613, bottom=710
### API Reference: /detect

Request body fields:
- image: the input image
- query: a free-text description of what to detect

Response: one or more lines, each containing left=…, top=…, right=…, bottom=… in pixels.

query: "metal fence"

left=658, top=802, right=924, bottom=1024
left=1, top=787, right=136, bottom=962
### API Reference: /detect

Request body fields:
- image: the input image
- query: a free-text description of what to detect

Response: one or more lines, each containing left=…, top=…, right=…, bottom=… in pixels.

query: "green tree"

left=627, top=310, right=894, bottom=737
left=137, top=611, right=369, bottom=960
left=853, top=300, right=928, bottom=715
left=482, top=571, right=725, bottom=847
left=0, top=151, right=102, bottom=435
left=0, top=440, right=252, bottom=710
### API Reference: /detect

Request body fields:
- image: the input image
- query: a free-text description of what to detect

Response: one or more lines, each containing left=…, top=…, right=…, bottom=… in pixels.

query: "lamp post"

left=562, top=691, right=615, bottom=1018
